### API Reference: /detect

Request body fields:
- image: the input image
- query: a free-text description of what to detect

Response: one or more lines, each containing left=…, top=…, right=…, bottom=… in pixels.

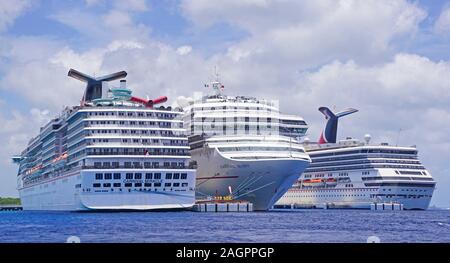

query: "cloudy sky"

left=0, top=0, right=449, bottom=207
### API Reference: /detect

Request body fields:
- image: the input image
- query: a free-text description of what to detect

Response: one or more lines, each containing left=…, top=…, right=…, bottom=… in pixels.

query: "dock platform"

left=0, top=205, right=23, bottom=211
left=194, top=199, right=253, bottom=212
left=370, top=202, right=403, bottom=211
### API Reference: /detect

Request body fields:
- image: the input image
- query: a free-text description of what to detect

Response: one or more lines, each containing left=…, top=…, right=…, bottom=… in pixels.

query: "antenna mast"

left=396, top=128, right=402, bottom=146
left=207, top=65, right=224, bottom=96
left=214, top=65, right=219, bottom=82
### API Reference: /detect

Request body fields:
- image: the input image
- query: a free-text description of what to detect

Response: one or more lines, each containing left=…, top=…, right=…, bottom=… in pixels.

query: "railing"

left=85, top=123, right=183, bottom=129
left=85, top=115, right=181, bottom=121
left=82, top=165, right=187, bottom=170
left=86, top=152, right=190, bottom=157
left=88, top=133, right=188, bottom=138
left=86, top=142, right=189, bottom=147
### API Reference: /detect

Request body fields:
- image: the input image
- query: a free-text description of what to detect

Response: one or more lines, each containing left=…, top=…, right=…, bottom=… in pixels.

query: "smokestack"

left=120, top=79, right=126, bottom=89
left=68, top=68, right=127, bottom=102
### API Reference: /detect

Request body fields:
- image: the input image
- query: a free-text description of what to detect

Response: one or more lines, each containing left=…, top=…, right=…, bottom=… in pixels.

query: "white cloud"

left=85, top=0, right=149, bottom=11
left=85, top=0, right=103, bottom=7
left=176, top=45, right=192, bottom=55
left=50, top=4, right=151, bottom=43
left=0, top=0, right=31, bottom=32
left=0, top=107, right=50, bottom=197
left=434, top=5, right=450, bottom=35
left=113, top=0, right=149, bottom=12
left=182, top=0, right=426, bottom=66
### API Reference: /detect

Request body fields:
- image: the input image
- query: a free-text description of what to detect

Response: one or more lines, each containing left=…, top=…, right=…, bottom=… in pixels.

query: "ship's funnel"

left=120, top=79, right=127, bottom=89
left=129, top=95, right=168, bottom=108
left=68, top=68, right=127, bottom=103
left=318, top=107, right=358, bottom=144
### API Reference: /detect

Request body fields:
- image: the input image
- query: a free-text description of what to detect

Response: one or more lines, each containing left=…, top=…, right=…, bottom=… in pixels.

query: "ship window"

left=165, top=183, right=171, bottom=187
left=95, top=173, right=103, bottom=180
left=154, top=173, right=161, bottom=179
left=145, top=173, right=152, bottom=179
left=94, top=162, right=101, bottom=168
left=125, top=183, right=132, bottom=187
left=113, top=173, right=121, bottom=180
left=103, top=183, right=111, bottom=187
left=165, top=173, right=172, bottom=179
left=134, top=173, right=142, bottom=179
left=173, top=173, right=180, bottom=180
left=112, top=162, right=119, bottom=168
left=93, top=183, right=101, bottom=188
left=144, top=183, right=152, bottom=187
left=126, top=173, right=133, bottom=179
left=182, top=183, right=188, bottom=187
left=124, top=162, right=132, bottom=168
left=173, top=183, right=180, bottom=187
left=154, top=182, right=161, bottom=187
left=135, top=183, right=142, bottom=187
left=113, top=183, right=121, bottom=187
left=104, top=173, right=112, bottom=180
left=181, top=173, right=187, bottom=180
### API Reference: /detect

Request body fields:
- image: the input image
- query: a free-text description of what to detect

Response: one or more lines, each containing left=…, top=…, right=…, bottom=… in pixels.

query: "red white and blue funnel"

left=318, top=107, right=358, bottom=144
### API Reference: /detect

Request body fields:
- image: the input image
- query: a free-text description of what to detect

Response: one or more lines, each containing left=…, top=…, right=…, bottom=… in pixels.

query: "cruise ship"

left=178, top=78, right=311, bottom=210
left=12, top=69, right=196, bottom=211
left=276, top=107, right=436, bottom=210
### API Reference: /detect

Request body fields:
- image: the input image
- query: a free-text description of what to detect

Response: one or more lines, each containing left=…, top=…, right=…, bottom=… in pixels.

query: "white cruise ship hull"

left=277, top=186, right=434, bottom=210
left=193, top=148, right=310, bottom=210
left=19, top=169, right=196, bottom=211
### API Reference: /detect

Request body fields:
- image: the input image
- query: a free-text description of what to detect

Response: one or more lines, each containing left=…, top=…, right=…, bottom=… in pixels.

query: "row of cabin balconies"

left=82, top=163, right=187, bottom=170
left=85, top=151, right=190, bottom=157
left=84, top=122, right=182, bottom=129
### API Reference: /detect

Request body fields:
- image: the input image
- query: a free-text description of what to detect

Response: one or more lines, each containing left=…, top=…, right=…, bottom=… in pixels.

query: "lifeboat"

left=52, top=152, right=68, bottom=163
left=26, top=164, right=43, bottom=175
left=325, top=177, right=338, bottom=186
left=301, top=178, right=325, bottom=187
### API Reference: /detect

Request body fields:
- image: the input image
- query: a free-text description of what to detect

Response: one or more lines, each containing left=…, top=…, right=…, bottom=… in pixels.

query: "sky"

left=0, top=0, right=449, bottom=207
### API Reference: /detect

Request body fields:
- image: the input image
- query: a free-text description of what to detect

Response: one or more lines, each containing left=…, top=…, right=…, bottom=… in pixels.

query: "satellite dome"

left=364, top=134, right=371, bottom=144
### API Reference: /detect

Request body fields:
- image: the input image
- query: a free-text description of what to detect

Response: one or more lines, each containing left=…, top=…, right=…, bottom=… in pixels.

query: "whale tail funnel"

left=318, top=107, right=358, bottom=144
left=68, top=68, right=127, bottom=103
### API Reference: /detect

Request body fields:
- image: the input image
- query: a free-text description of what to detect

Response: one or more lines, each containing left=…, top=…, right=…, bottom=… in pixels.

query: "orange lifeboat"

left=301, top=178, right=325, bottom=187
left=325, top=177, right=338, bottom=186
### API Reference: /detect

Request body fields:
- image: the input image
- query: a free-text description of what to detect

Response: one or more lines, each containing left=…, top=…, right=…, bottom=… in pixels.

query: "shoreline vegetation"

left=0, top=197, right=21, bottom=205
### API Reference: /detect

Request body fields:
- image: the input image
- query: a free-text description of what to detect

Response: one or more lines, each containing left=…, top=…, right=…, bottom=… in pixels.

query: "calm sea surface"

left=0, top=209, right=449, bottom=243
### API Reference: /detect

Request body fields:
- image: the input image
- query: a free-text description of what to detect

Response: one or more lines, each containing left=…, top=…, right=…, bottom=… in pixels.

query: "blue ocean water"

left=0, top=209, right=449, bottom=243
